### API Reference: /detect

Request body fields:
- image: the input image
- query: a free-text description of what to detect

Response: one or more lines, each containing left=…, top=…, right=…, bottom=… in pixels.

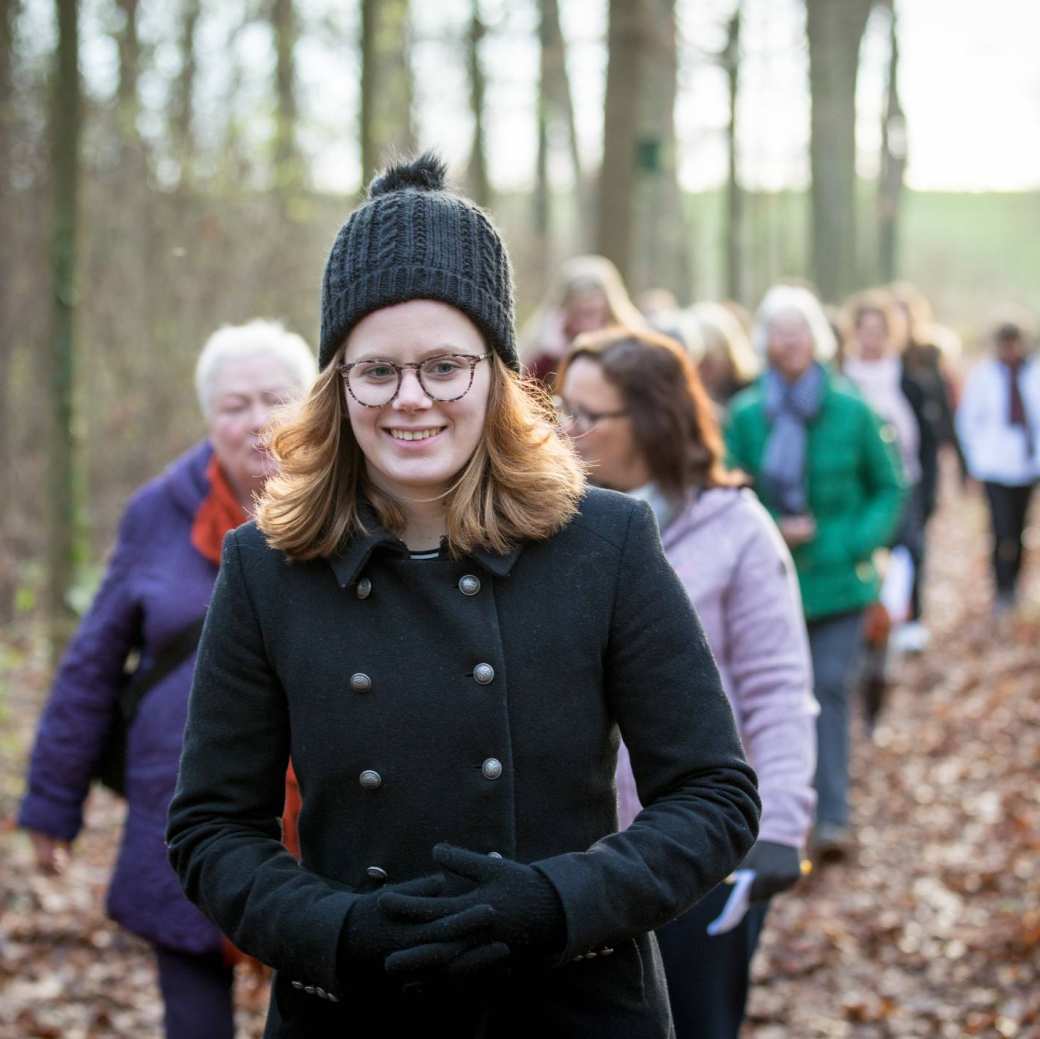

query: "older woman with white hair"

left=19, top=319, right=316, bottom=1039
left=726, top=285, right=904, bottom=859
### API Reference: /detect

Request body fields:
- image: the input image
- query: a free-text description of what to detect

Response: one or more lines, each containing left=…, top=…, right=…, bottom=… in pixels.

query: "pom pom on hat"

left=368, top=152, right=447, bottom=197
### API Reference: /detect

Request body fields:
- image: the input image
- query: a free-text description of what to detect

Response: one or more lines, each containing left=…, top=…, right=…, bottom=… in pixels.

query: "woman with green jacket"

left=726, top=285, right=904, bottom=858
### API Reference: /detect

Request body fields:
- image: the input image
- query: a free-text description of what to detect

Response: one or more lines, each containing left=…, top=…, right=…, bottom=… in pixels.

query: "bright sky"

left=23, top=0, right=1040, bottom=194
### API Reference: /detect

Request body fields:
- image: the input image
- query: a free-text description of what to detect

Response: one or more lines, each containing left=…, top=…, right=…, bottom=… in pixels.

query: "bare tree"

left=723, top=1, right=744, bottom=302
left=271, top=0, right=302, bottom=197
left=171, top=0, right=200, bottom=188
left=599, top=0, right=689, bottom=298
left=113, top=0, right=143, bottom=163
left=48, top=0, right=82, bottom=657
left=465, top=0, right=490, bottom=207
left=0, top=0, right=18, bottom=621
left=805, top=0, right=873, bottom=300
left=360, top=0, right=414, bottom=187
left=877, top=0, right=906, bottom=283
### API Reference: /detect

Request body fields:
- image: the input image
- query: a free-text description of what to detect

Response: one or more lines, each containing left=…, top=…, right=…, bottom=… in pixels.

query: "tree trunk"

left=877, top=0, right=906, bottom=284
left=360, top=0, right=414, bottom=189
left=0, top=0, right=18, bottom=622
left=271, top=0, right=302, bottom=197
left=113, top=0, right=143, bottom=162
left=724, top=3, right=744, bottom=302
left=628, top=0, right=690, bottom=300
left=806, top=0, right=873, bottom=301
left=172, top=0, right=200, bottom=189
left=49, top=0, right=82, bottom=658
left=597, top=0, right=642, bottom=287
left=465, top=0, right=490, bottom=207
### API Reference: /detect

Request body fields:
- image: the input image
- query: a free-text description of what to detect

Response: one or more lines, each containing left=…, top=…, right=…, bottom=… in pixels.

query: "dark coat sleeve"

left=18, top=498, right=145, bottom=840
left=532, top=501, right=761, bottom=960
left=165, top=531, right=352, bottom=997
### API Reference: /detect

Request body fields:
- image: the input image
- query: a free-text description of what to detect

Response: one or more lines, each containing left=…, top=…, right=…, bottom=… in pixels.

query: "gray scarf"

left=760, top=363, right=825, bottom=516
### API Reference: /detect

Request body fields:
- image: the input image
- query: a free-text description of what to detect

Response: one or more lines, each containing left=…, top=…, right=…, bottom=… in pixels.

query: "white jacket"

left=957, top=357, right=1040, bottom=485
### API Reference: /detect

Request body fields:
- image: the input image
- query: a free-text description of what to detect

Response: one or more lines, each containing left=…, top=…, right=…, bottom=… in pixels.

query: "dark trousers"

left=983, top=481, right=1035, bottom=601
left=808, top=610, right=865, bottom=828
left=655, top=882, right=770, bottom=1039
left=154, top=945, right=235, bottom=1039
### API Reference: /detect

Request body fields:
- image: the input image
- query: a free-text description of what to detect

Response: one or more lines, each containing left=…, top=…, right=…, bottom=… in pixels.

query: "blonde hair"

left=256, top=354, right=586, bottom=559
left=519, top=255, right=648, bottom=364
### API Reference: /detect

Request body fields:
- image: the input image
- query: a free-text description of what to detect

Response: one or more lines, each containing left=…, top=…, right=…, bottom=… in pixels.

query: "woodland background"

left=1, top=0, right=1038, bottom=640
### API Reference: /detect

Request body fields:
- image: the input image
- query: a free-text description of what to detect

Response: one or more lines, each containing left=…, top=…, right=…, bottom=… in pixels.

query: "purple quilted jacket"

left=19, top=441, right=224, bottom=954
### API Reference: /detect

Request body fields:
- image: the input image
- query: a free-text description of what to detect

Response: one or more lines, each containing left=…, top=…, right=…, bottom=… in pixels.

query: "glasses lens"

left=348, top=361, right=399, bottom=406
left=419, top=356, right=473, bottom=401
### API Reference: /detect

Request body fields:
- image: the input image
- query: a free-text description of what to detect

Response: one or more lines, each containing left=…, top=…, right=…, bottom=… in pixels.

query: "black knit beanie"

left=319, top=152, right=518, bottom=372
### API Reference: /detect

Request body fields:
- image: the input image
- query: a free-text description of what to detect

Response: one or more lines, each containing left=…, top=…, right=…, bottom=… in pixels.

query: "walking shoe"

left=890, top=621, right=930, bottom=654
left=811, top=823, right=852, bottom=863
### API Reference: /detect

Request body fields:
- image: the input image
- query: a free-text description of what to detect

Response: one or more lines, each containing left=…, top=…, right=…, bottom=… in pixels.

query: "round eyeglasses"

left=553, top=396, right=629, bottom=435
left=338, top=352, right=492, bottom=408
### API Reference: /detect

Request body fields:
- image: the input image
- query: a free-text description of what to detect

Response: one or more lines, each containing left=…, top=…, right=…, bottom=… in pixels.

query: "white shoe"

left=890, top=621, right=930, bottom=654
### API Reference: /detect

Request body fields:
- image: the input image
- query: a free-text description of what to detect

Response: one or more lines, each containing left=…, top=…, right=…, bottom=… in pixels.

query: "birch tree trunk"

left=172, top=0, right=200, bottom=190
left=271, top=0, right=302, bottom=197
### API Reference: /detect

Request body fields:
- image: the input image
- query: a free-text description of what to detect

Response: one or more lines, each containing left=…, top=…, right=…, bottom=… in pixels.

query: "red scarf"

left=191, top=455, right=248, bottom=565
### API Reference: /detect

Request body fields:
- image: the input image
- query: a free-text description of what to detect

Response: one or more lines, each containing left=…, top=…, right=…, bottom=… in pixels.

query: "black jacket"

left=166, top=488, right=760, bottom=1038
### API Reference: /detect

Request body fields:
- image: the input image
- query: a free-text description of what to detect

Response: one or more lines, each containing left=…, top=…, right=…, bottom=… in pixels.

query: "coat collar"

left=326, top=501, right=522, bottom=589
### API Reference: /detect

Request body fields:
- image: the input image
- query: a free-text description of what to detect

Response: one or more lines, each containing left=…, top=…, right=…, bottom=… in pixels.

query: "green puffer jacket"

left=725, top=369, right=905, bottom=622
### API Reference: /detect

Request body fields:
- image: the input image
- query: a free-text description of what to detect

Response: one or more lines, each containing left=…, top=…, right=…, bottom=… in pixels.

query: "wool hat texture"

left=319, top=152, right=518, bottom=372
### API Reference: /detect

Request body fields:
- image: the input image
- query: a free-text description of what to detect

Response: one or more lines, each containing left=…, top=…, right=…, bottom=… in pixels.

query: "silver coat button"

left=291, top=980, right=304, bottom=989
left=473, top=663, right=495, bottom=685
left=458, top=574, right=481, bottom=596
left=304, top=985, right=315, bottom=994
left=366, top=865, right=388, bottom=881
left=350, top=673, right=372, bottom=693
left=359, top=769, right=382, bottom=790
left=488, top=851, right=503, bottom=859
left=356, top=577, right=372, bottom=599
left=315, top=987, right=327, bottom=999
left=482, top=757, right=503, bottom=780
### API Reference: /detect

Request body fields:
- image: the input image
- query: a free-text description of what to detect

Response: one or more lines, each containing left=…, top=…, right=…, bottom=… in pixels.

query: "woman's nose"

left=393, top=368, right=431, bottom=408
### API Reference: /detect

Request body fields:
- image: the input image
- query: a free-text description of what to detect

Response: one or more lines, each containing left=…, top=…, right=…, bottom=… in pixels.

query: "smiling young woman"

left=167, top=154, right=760, bottom=1039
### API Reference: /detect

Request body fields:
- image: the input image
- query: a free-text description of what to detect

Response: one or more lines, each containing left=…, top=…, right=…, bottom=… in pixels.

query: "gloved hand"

left=743, top=840, right=803, bottom=902
left=378, top=844, right=565, bottom=973
left=339, top=874, right=509, bottom=979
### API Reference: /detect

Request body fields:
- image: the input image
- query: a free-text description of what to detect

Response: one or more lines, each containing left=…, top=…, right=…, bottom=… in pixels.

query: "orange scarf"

left=191, top=455, right=248, bottom=565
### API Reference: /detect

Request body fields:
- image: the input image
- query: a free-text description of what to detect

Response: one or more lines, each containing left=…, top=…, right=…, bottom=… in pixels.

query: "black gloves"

left=378, top=844, right=566, bottom=973
left=338, top=874, right=509, bottom=980
left=743, top=840, right=803, bottom=902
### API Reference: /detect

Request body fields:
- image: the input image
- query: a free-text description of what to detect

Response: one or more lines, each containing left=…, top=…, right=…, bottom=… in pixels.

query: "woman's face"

left=854, top=310, right=891, bottom=362
left=564, top=288, right=610, bottom=339
left=558, top=356, right=649, bottom=492
left=766, top=312, right=815, bottom=382
left=208, top=353, right=298, bottom=499
left=342, top=300, right=491, bottom=500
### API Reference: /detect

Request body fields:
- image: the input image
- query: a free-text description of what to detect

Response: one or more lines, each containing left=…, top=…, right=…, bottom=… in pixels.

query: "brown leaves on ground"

left=1, top=472, right=1038, bottom=1037
left=746, top=477, right=1040, bottom=1038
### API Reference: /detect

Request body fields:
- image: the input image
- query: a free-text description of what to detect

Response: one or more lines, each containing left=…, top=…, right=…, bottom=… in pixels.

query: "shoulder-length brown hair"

left=555, top=325, right=742, bottom=499
left=256, top=353, right=586, bottom=560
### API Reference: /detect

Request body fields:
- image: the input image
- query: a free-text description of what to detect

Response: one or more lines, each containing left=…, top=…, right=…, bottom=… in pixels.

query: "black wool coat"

left=166, top=488, right=760, bottom=1038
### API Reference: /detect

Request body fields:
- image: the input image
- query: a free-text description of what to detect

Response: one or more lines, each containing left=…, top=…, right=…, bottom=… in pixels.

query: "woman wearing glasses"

left=556, top=327, right=816, bottom=1039
left=166, top=155, right=759, bottom=1038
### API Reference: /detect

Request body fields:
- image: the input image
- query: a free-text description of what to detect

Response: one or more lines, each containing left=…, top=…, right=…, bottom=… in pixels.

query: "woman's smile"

left=384, top=424, right=448, bottom=444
